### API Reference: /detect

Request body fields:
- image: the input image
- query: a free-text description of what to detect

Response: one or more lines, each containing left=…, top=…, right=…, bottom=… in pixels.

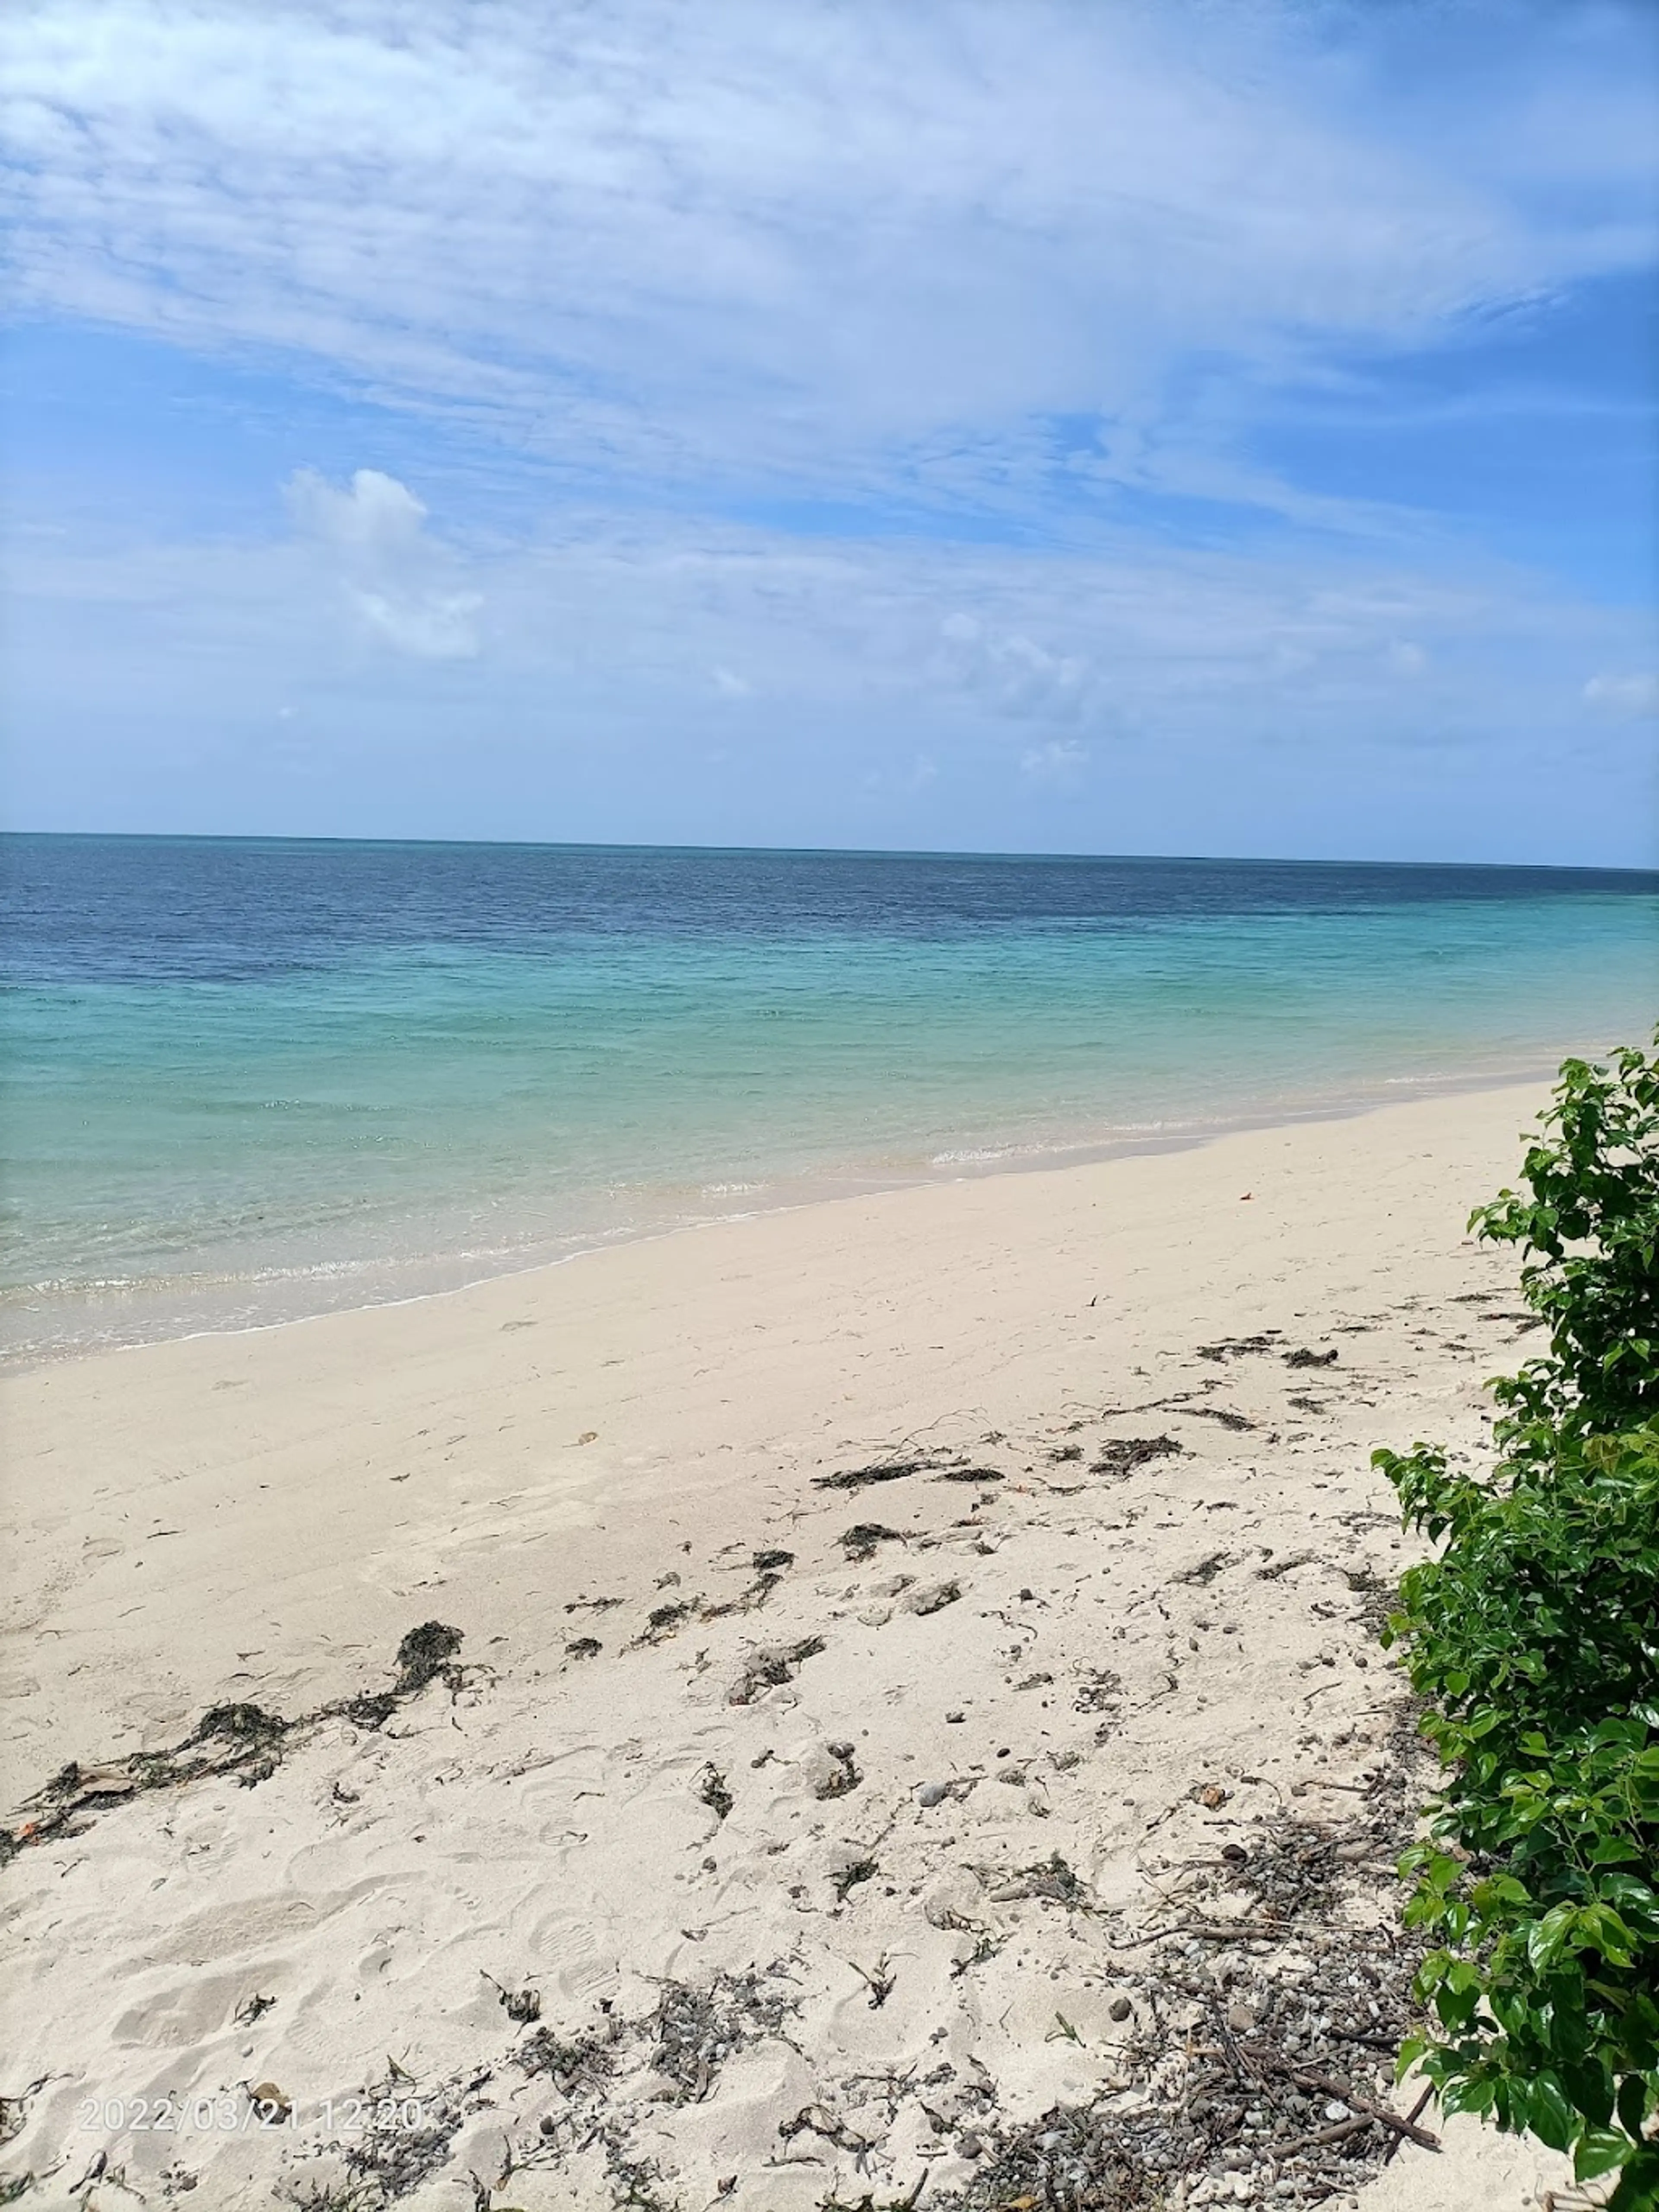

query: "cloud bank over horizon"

left=3, top=0, right=1656, bottom=861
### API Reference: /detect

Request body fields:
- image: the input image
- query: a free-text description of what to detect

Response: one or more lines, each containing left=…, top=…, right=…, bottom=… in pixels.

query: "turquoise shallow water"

left=4, top=837, right=1656, bottom=1363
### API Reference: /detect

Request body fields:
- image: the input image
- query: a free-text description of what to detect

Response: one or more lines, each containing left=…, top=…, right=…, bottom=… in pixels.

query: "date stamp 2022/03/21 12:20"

left=77, top=2089, right=437, bottom=2138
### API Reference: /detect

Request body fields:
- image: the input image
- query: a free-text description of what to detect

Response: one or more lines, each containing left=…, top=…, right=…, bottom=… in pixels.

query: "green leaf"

left=1527, top=1903, right=1579, bottom=1973
left=1577, top=2129, right=1636, bottom=2183
left=1525, top=2073, right=1578, bottom=2152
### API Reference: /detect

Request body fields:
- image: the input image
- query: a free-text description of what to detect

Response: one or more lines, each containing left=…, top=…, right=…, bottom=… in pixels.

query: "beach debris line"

left=814, top=1446, right=1005, bottom=1493
left=932, top=1793, right=1438, bottom=2209
left=0, top=1621, right=469, bottom=1863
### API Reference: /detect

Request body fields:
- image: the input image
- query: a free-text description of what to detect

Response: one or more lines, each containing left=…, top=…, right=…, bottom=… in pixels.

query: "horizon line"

left=4, top=829, right=1659, bottom=879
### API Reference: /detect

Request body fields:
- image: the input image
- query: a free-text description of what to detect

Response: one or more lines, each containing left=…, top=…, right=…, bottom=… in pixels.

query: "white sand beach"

left=0, top=1084, right=1574, bottom=2210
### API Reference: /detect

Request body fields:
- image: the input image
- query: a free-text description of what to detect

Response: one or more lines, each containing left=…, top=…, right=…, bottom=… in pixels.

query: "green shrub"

left=1471, top=1038, right=1659, bottom=1469
left=1377, top=1033, right=1659, bottom=2207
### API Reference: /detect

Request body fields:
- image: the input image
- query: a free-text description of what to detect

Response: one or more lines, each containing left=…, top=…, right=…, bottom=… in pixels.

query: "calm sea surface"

left=5, top=835, right=1656, bottom=1363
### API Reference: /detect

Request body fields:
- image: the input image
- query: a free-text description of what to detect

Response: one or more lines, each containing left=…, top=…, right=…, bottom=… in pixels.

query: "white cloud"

left=1388, top=641, right=1427, bottom=675
left=8, top=498, right=1657, bottom=857
left=17, top=497, right=1651, bottom=766
left=4, top=2, right=1653, bottom=509
left=1584, top=672, right=1659, bottom=719
left=938, top=614, right=1093, bottom=723
left=287, top=467, right=481, bottom=659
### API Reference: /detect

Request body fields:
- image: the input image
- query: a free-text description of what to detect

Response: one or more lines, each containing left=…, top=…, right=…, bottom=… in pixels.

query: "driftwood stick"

left=1240, top=2049, right=1440, bottom=2152
left=1381, top=2082, right=1437, bottom=2164
left=1109, top=1918, right=1289, bottom=1950
left=1280, top=2113, right=1377, bottom=2155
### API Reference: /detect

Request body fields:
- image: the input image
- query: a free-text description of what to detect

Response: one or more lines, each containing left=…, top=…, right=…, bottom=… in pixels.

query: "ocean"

left=4, top=834, right=1656, bottom=1365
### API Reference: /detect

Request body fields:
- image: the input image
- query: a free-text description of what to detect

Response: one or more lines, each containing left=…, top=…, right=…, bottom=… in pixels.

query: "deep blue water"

left=5, top=835, right=1656, bottom=1362
left=9, top=836, right=1656, bottom=982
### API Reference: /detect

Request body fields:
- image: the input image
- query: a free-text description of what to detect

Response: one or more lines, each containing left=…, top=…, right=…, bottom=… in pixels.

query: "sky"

left=3, top=0, right=1657, bottom=863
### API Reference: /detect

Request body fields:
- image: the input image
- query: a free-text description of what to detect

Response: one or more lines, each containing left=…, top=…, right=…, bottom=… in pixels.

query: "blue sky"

left=3, top=0, right=1656, bottom=863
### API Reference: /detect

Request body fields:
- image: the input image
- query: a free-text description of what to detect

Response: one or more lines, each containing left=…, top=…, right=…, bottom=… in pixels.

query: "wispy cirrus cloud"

left=3, top=1, right=1654, bottom=521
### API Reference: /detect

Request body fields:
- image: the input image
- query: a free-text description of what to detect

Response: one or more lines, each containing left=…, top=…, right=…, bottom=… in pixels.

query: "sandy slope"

left=0, top=1085, right=1573, bottom=2209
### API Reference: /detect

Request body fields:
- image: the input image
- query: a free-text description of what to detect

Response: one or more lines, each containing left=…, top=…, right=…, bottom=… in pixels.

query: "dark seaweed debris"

left=840, top=1522, right=903, bottom=1561
left=698, top=1765, right=735, bottom=1822
left=832, top=1856, right=880, bottom=1902
left=814, top=1458, right=933, bottom=1493
left=638, top=1598, right=698, bottom=1643
left=1090, top=1435, right=1185, bottom=1478
left=728, top=1636, right=826, bottom=1706
left=994, top=1852, right=1092, bottom=1907
left=2, top=1623, right=468, bottom=1863
left=1197, top=1333, right=1281, bottom=1361
left=394, top=1620, right=465, bottom=1691
left=814, top=1448, right=1001, bottom=1493
left=194, top=1702, right=288, bottom=1747
left=1175, top=1551, right=1231, bottom=1588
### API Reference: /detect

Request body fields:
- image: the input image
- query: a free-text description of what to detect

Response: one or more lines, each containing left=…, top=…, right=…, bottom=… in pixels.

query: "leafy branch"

left=1376, top=1032, right=1659, bottom=2209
